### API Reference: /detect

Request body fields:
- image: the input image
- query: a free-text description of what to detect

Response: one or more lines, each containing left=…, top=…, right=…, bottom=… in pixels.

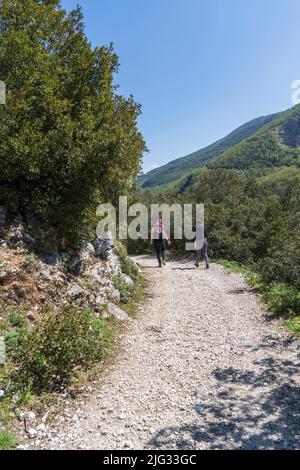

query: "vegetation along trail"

left=32, top=257, right=300, bottom=450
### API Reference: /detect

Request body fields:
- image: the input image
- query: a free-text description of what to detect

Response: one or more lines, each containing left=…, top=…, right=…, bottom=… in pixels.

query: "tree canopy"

left=0, top=0, right=146, bottom=244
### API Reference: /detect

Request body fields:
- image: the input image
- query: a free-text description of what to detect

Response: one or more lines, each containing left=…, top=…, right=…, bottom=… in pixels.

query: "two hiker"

left=151, top=218, right=209, bottom=269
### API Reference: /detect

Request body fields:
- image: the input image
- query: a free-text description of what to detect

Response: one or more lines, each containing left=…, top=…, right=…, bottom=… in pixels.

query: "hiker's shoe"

left=162, top=261, right=167, bottom=265
left=194, top=262, right=199, bottom=268
left=206, top=264, right=210, bottom=269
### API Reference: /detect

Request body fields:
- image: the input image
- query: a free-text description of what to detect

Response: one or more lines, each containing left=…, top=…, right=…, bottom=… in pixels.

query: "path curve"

left=34, top=258, right=300, bottom=450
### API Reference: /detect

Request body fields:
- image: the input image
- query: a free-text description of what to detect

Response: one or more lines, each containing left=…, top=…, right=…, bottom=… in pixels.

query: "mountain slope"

left=138, top=112, right=282, bottom=188
left=210, top=104, right=300, bottom=170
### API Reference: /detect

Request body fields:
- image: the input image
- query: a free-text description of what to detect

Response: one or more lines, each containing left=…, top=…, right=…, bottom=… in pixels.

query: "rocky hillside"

left=0, top=205, right=144, bottom=447
left=0, top=208, right=138, bottom=324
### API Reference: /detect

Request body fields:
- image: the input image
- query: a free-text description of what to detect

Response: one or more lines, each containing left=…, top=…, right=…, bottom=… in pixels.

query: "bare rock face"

left=70, top=243, right=95, bottom=275
left=273, top=113, right=300, bottom=148
left=106, top=253, right=122, bottom=277
left=92, top=235, right=114, bottom=260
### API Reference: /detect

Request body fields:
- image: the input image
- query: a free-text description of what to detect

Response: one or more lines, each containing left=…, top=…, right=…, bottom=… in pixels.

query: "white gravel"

left=30, top=257, right=300, bottom=450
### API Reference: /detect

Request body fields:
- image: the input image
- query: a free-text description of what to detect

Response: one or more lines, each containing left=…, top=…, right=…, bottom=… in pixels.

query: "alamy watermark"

left=96, top=197, right=205, bottom=251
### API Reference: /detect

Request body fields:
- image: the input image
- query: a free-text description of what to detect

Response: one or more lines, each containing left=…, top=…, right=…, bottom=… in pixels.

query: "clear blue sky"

left=62, top=0, right=300, bottom=173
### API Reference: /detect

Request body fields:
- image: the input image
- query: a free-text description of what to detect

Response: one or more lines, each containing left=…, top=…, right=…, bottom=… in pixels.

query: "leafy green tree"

left=0, top=0, right=146, bottom=245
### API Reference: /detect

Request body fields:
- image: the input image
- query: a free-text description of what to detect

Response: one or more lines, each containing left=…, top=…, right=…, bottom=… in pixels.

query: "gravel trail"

left=34, top=257, right=300, bottom=450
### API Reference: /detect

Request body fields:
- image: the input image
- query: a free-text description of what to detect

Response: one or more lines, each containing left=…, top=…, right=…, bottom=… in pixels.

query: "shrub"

left=9, top=312, right=24, bottom=328
left=285, top=316, right=300, bottom=335
left=256, top=254, right=300, bottom=290
left=112, top=276, right=133, bottom=304
left=114, top=243, right=140, bottom=280
left=11, top=306, right=114, bottom=392
left=262, top=283, right=300, bottom=317
left=0, top=430, right=17, bottom=450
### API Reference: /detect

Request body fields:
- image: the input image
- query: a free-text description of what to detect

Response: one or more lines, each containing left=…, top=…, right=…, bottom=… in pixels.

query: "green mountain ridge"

left=210, top=104, right=300, bottom=170
left=138, top=111, right=282, bottom=188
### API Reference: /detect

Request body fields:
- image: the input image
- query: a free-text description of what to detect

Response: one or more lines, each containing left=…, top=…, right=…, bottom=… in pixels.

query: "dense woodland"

left=135, top=167, right=300, bottom=318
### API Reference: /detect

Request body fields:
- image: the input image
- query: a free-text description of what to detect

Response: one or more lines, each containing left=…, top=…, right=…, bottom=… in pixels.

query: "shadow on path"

left=148, top=336, right=300, bottom=450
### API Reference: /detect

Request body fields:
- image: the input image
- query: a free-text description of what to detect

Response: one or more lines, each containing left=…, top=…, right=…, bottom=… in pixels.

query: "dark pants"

left=195, top=240, right=209, bottom=266
left=153, top=240, right=166, bottom=266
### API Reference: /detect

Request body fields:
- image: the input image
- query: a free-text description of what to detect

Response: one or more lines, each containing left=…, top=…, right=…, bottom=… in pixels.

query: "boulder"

left=107, top=284, right=121, bottom=302
left=67, top=284, right=86, bottom=298
left=70, top=256, right=86, bottom=275
left=41, top=253, right=61, bottom=267
left=70, top=243, right=95, bottom=275
left=121, top=274, right=134, bottom=286
left=90, top=267, right=106, bottom=286
left=83, top=242, right=95, bottom=256
left=93, top=238, right=111, bottom=259
left=106, top=252, right=122, bottom=277
left=103, top=303, right=130, bottom=322
left=92, top=232, right=115, bottom=259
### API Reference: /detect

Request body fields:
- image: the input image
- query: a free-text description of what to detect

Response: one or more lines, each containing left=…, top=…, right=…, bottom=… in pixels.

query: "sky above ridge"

left=62, top=0, right=300, bottom=172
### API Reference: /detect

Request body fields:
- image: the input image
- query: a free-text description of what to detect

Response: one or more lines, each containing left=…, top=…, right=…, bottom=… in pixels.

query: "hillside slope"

left=210, top=104, right=300, bottom=170
left=138, top=112, right=282, bottom=188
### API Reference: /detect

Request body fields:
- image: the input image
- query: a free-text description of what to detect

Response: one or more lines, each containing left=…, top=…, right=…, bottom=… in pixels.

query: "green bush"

left=11, top=306, right=114, bottom=392
left=112, top=276, right=133, bottom=304
left=285, top=316, right=300, bottom=335
left=256, top=253, right=300, bottom=290
left=9, top=312, right=24, bottom=328
left=114, top=243, right=140, bottom=280
left=0, top=430, right=17, bottom=450
left=262, top=283, right=300, bottom=317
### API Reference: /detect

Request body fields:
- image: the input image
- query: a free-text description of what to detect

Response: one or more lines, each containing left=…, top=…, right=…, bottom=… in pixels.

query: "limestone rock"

left=67, top=284, right=86, bottom=298
left=103, top=303, right=130, bottom=322
left=121, top=274, right=134, bottom=286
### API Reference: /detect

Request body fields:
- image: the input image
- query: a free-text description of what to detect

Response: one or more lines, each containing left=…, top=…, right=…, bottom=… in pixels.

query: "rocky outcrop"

left=0, top=217, right=137, bottom=324
left=273, top=113, right=300, bottom=148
